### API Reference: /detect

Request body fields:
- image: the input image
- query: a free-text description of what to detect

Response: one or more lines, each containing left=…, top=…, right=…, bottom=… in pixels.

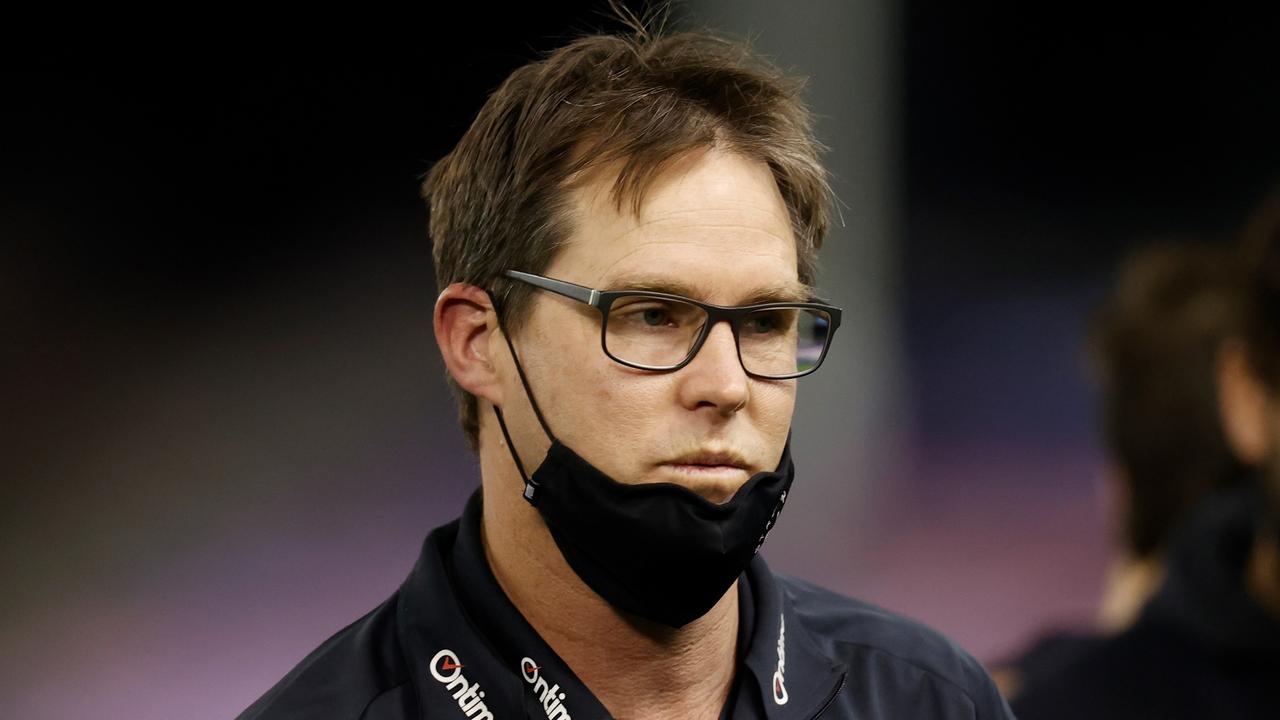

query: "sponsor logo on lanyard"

left=521, top=656, right=573, bottom=720
left=430, top=649, right=496, bottom=719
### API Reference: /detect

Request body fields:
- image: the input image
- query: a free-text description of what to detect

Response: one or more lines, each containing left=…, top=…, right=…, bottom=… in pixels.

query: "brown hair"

left=1090, top=243, right=1247, bottom=556
left=423, top=24, right=830, bottom=451
left=1238, top=190, right=1280, bottom=391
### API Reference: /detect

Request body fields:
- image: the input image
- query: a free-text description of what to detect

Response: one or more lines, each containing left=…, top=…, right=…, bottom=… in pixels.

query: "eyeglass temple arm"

left=504, top=270, right=600, bottom=307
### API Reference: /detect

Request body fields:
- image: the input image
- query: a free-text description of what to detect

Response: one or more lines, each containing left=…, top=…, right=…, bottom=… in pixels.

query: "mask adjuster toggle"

left=492, top=404, right=540, bottom=505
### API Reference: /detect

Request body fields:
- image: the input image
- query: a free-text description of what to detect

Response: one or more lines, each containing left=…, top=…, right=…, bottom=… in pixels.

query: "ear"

left=434, top=283, right=504, bottom=407
left=1218, top=340, right=1275, bottom=465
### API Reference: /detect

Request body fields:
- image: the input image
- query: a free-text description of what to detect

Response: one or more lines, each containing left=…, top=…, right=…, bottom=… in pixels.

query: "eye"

left=610, top=297, right=702, bottom=333
left=641, top=307, right=669, bottom=326
left=747, top=315, right=776, bottom=333
left=745, top=311, right=785, bottom=334
left=613, top=299, right=688, bottom=328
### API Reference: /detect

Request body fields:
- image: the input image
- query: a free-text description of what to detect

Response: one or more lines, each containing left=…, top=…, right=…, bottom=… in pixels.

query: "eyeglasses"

left=501, top=270, right=841, bottom=379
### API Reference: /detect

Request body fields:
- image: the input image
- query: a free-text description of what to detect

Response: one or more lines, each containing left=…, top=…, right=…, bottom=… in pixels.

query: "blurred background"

left=3, top=2, right=1278, bottom=717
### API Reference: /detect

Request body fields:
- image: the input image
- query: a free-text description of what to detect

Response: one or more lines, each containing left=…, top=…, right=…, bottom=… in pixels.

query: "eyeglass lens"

left=603, top=296, right=831, bottom=377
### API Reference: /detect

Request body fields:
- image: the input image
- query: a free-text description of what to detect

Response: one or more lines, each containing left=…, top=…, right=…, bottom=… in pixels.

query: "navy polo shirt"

left=239, top=491, right=1014, bottom=719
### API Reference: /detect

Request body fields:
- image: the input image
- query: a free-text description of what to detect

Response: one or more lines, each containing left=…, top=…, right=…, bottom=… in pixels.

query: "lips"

left=664, top=449, right=750, bottom=470
left=664, top=462, right=745, bottom=475
left=659, top=449, right=752, bottom=503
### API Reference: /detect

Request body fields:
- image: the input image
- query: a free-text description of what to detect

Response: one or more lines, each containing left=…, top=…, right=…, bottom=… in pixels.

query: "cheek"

left=591, top=365, right=670, bottom=426
left=535, top=319, right=657, bottom=427
left=582, top=361, right=672, bottom=430
left=753, top=382, right=797, bottom=429
left=755, top=385, right=797, bottom=466
left=551, top=364, right=673, bottom=479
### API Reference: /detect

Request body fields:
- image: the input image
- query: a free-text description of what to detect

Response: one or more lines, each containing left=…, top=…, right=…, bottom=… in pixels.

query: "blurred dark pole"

left=686, top=0, right=906, bottom=596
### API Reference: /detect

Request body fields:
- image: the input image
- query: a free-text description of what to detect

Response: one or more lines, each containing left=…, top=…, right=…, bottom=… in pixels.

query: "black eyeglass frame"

left=501, top=269, right=842, bottom=379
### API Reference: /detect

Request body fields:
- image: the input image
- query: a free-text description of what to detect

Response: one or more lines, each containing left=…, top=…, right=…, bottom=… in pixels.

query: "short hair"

left=423, top=26, right=830, bottom=451
left=1089, top=243, right=1248, bottom=557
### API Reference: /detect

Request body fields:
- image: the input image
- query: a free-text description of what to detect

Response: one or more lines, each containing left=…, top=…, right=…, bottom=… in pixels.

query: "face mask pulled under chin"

left=489, top=328, right=794, bottom=628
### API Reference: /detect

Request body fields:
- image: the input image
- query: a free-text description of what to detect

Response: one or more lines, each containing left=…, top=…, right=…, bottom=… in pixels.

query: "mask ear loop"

left=491, top=406, right=539, bottom=502
left=486, top=289, right=557, bottom=503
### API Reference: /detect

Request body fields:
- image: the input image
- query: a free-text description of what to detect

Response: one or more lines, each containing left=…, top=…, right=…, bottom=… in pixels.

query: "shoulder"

left=236, top=593, right=414, bottom=720
left=1009, top=619, right=1211, bottom=720
left=779, top=574, right=1013, bottom=719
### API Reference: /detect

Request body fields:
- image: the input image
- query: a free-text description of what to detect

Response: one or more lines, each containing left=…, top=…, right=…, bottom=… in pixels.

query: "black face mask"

left=491, top=324, right=794, bottom=628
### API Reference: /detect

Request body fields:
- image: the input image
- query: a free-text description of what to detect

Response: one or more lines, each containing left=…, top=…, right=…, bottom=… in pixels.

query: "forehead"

left=547, top=148, right=806, bottom=303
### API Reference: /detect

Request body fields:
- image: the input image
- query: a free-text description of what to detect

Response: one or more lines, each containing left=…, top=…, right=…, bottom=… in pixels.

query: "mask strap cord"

left=487, top=290, right=557, bottom=502
left=496, top=322, right=555, bottom=442
left=492, top=406, right=539, bottom=501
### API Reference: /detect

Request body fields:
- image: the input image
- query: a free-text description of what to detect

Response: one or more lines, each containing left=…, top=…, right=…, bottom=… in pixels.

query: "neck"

left=478, top=443, right=740, bottom=720
left=1095, top=552, right=1166, bottom=633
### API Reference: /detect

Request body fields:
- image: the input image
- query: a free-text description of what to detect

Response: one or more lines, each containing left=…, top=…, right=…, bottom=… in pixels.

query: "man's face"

left=498, top=148, right=802, bottom=504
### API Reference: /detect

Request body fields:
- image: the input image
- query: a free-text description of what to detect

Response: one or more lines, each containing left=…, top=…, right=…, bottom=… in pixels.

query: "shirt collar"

left=396, top=506, right=527, bottom=720
left=448, top=491, right=614, bottom=720
left=399, top=490, right=846, bottom=719
left=738, top=556, right=848, bottom=719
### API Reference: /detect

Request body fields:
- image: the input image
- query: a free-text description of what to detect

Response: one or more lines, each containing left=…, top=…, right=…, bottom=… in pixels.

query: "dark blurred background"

left=3, top=2, right=1277, bottom=717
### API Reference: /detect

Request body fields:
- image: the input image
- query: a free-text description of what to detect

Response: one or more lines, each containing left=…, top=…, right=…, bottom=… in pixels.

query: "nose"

left=676, top=320, right=750, bottom=415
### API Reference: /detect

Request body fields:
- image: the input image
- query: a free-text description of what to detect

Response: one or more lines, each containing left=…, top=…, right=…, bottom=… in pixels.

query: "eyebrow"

left=601, top=272, right=816, bottom=305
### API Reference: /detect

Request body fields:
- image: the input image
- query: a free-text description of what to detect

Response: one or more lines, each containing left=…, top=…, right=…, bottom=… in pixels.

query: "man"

left=239, top=25, right=1013, bottom=720
left=995, top=242, right=1249, bottom=702
left=1011, top=202, right=1280, bottom=719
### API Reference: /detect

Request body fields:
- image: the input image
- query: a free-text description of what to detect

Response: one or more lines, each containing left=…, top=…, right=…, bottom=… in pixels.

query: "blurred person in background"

left=238, top=14, right=1014, bottom=720
left=1010, top=198, right=1280, bottom=718
left=994, top=241, right=1251, bottom=701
